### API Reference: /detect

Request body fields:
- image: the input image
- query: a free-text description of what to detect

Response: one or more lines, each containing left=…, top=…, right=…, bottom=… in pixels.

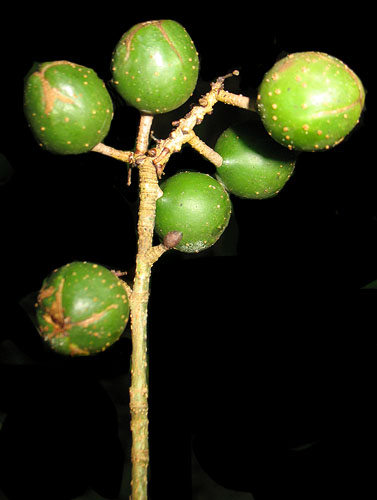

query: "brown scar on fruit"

left=122, top=20, right=183, bottom=63
left=69, top=344, right=90, bottom=356
left=71, top=304, right=119, bottom=329
left=45, top=303, right=119, bottom=340
left=312, top=100, right=360, bottom=119
left=33, top=61, right=76, bottom=114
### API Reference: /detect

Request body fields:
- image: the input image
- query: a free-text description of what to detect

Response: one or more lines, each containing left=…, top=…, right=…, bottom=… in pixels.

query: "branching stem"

left=93, top=74, right=253, bottom=500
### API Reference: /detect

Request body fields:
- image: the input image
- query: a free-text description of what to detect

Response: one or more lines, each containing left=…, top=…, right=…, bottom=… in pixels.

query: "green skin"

left=214, top=118, right=297, bottom=199
left=36, top=261, right=130, bottom=356
left=111, top=20, right=199, bottom=114
left=257, top=52, right=365, bottom=152
left=24, top=61, right=113, bottom=155
left=155, top=171, right=232, bottom=253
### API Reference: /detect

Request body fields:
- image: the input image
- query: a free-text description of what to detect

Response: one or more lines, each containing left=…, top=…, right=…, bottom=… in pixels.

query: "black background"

left=1, top=7, right=376, bottom=500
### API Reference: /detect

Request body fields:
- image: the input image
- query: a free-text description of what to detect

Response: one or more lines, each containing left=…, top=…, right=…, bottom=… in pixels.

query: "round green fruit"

left=214, top=118, right=297, bottom=199
left=257, top=51, right=365, bottom=152
left=24, top=61, right=113, bottom=154
left=155, top=171, right=231, bottom=253
left=111, top=20, right=199, bottom=114
left=35, top=261, right=130, bottom=356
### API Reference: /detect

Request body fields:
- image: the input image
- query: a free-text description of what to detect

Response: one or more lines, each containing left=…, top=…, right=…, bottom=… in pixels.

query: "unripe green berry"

left=155, top=171, right=231, bottom=253
left=111, top=20, right=199, bottom=114
left=35, top=261, right=130, bottom=356
left=214, top=118, right=297, bottom=199
left=257, top=51, right=365, bottom=152
left=24, top=61, right=113, bottom=154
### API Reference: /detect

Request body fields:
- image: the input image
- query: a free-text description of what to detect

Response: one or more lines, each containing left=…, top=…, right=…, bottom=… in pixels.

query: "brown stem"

left=187, top=131, right=223, bottom=167
left=216, top=89, right=256, bottom=111
left=135, top=113, right=154, bottom=154
left=129, top=156, right=159, bottom=500
left=91, top=142, right=134, bottom=162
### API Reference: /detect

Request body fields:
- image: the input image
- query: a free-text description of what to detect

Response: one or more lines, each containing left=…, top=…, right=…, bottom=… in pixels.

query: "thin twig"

left=217, top=89, right=256, bottom=111
left=187, top=131, right=223, bottom=167
left=91, top=142, right=134, bottom=162
left=135, top=113, right=154, bottom=154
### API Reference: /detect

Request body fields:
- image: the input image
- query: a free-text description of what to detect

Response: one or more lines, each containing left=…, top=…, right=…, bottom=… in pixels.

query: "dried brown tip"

left=163, top=231, right=183, bottom=249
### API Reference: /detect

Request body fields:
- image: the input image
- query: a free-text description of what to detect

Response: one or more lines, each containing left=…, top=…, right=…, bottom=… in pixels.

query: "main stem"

left=129, top=114, right=157, bottom=500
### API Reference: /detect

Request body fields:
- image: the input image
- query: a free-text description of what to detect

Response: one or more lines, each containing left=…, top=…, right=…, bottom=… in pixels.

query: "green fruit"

left=111, top=20, right=199, bottom=114
left=257, top=51, right=365, bottom=152
left=155, top=171, right=231, bottom=253
left=24, top=61, right=113, bottom=154
left=35, top=261, right=129, bottom=356
left=214, top=118, right=297, bottom=199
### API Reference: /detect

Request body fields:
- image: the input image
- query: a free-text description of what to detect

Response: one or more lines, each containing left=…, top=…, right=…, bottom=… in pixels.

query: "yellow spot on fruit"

left=317, top=130, right=323, bottom=135
left=272, top=103, right=277, bottom=109
left=302, top=124, right=310, bottom=131
left=274, top=89, right=281, bottom=95
left=272, top=115, right=278, bottom=121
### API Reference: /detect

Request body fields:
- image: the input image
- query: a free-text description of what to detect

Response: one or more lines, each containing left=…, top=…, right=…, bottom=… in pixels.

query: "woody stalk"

left=92, top=72, right=252, bottom=499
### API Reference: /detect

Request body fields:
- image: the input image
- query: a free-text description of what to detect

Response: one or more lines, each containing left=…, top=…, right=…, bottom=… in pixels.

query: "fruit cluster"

left=24, top=20, right=365, bottom=355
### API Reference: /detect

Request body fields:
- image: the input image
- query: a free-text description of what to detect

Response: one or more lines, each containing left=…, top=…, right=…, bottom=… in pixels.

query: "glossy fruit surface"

left=214, top=118, right=297, bottom=199
left=24, top=61, right=113, bottom=154
left=257, top=51, right=365, bottom=151
left=155, top=171, right=231, bottom=253
left=111, top=20, right=199, bottom=114
left=36, top=261, right=129, bottom=356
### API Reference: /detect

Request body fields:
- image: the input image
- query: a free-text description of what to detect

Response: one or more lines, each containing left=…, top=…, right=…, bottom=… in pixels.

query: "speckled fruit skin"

left=35, top=261, right=129, bottom=356
left=24, top=61, right=113, bottom=155
left=214, top=118, right=297, bottom=199
left=155, top=171, right=231, bottom=253
left=111, top=20, right=199, bottom=114
left=257, top=51, right=365, bottom=152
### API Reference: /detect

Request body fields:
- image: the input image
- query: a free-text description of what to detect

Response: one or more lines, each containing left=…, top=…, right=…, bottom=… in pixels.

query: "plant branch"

left=151, top=75, right=232, bottom=176
left=129, top=155, right=160, bottom=500
left=135, top=113, right=154, bottom=154
left=216, top=89, right=256, bottom=111
left=91, top=142, right=134, bottom=162
left=187, top=131, right=223, bottom=167
left=145, top=231, right=183, bottom=265
left=97, top=74, right=252, bottom=499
